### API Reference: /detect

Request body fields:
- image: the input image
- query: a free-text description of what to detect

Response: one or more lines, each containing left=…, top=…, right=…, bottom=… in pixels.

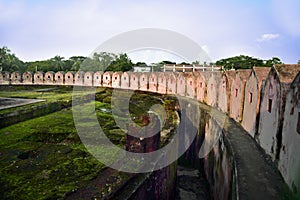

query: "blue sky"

left=0, top=0, right=299, bottom=64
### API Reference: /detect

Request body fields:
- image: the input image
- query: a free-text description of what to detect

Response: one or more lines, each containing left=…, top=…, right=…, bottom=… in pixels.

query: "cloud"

left=0, top=0, right=298, bottom=63
left=256, top=33, right=279, bottom=42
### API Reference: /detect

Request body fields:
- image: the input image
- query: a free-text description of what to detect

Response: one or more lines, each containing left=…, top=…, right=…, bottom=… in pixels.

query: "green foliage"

left=81, top=52, right=116, bottom=72
left=135, top=62, right=148, bottom=67
left=265, top=57, right=283, bottom=67
left=25, top=56, right=88, bottom=72
left=68, top=56, right=86, bottom=71
left=192, top=60, right=200, bottom=65
left=161, top=60, right=176, bottom=65
left=179, top=62, right=191, bottom=65
left=0, top=87, right=179, bottom=199
left=216, top=55, right=283, bottom=70
left=26, top=60, right=52, bottom=72
left=106, top=53, right=133, bottom=72
left=0, top=46, right=24, bottom=72
left=2, top=45, right=289, bottom=73
left=0, top=108, right=108, bottom=199
left=151, top=61, right=176, bottom=72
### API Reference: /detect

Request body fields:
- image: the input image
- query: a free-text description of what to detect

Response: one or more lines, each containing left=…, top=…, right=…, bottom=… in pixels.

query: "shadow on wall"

left=1, top=64, right=300, bottom=197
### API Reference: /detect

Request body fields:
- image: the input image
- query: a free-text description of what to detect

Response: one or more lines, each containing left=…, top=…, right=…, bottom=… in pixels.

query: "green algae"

left=0, top=87, right=178, bottom=199
left=0, top=107, right=107, bottom=199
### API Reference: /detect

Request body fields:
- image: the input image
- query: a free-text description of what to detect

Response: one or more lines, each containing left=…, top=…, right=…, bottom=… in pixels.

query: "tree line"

left=0, top=47, right=134, bottom=73
left=215, top=55, right=284, bottom=70
left=1, top=46, right=297, bottom=73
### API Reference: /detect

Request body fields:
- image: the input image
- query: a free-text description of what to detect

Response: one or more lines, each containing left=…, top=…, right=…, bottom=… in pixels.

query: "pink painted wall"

left=102, top=72, right=112, bottom=87
left=217, top=73, right=230, bottom=113
left=139, top=73, right=148, bottom=91
left=44, top=71, right=55, bottom=85
left=257, top=69, right=281, bottom=160
left=22, top=72, right=33, bottom=85
left=0, top=71, right=10, bottom=85
left=195, top=72, right=209, bottom=103
left=34, top=72, right=44, bottom=85
left=130, top=73, right=139, bottom=90
left=241, top=71, right=259, bottom=137
left=186, top=73, right=195, bottom=98
left=148, top=73, right=158, bottom=93
left=121, top=72, right=130, bottom=89
left=75, top=71, right=84, bottom=86
left=112, top=72, right=121, bottom=88
left=207, top=72, right=221, bottom=107
left=176, top=73, right=186, bottom=96
left=55, top=71, right=65, bottom=85
left=157, top=72, right=167, bottom=94
left=229, top=70, right=250, bottom=122
left=65, top=72, right=74, bottom=85
left=93, top=71, right=103, bottom=87
left=3, top=66, right=300, bottom=197
left=167, top=73, right=176, bottom=95
left=279, top=73, right=300, bottom=198
left=84, top=71, right=94, bottom=86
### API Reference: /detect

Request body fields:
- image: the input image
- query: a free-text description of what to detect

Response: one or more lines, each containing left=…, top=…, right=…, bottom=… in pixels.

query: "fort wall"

left=1, top=64, right=300, bottom=196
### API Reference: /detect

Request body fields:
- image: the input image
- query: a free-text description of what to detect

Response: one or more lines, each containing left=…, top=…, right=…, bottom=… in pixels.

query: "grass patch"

left=0, top=88, right=179, bottom=199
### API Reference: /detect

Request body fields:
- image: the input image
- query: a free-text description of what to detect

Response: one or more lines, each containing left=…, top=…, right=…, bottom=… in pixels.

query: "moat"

left=0, top=85, right=296, bottom=199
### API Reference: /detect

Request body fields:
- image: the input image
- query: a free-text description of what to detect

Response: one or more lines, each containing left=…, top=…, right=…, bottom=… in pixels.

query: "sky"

left=0, top=0, right=299, bottom=64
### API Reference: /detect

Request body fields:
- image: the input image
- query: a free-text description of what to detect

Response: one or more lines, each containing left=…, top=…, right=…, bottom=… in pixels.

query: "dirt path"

left=176, top=165, right=211, bottom=200
left=0, top=97, right=44, bottom=110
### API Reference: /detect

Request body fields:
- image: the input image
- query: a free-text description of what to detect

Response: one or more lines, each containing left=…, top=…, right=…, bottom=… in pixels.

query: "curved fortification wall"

left=1, top=64, right=300, bottom=198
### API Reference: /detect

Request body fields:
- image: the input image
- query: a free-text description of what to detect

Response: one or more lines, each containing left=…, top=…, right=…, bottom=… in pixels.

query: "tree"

left=265, top=57, right=282, bottom=67
left=298, top=60, right=300, bottom=64
left=215, top=55, right=283, bottom=70
left=98, top=52, right=117, bottom=71
left=150, top=61, right=176, bottom=72
left=106, top=53, right=133, bottom=72
left=135, top=62, right=147, bottom=67
left=68, top=56, right=86, bottom=71
left=80, top=52, right=116, bottom=72
left=0, top=46, right=24, bottom=72
left=50, top=55, right=65, bottom=71
left=161, top=61, right=176, bottom=65
left=179, top=62, right=191, bottom=65
left=26, top=60, right=52, bottom=72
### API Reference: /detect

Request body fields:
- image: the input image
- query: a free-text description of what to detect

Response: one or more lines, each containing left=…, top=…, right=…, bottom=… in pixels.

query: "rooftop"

left=274, top=64, right=300, bottom=83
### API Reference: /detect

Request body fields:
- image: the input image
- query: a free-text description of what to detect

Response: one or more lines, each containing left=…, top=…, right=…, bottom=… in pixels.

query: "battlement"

left=1, top=65, right=300, bottom=196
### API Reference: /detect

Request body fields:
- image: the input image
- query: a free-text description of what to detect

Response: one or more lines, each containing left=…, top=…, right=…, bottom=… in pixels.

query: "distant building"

left=133, top=66, right=151, bottom=72
left=163, top=64, right=222, bottom=72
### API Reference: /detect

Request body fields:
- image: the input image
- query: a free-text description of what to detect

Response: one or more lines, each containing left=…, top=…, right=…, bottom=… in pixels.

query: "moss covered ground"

left=0, top=87, right=178, bottom=199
